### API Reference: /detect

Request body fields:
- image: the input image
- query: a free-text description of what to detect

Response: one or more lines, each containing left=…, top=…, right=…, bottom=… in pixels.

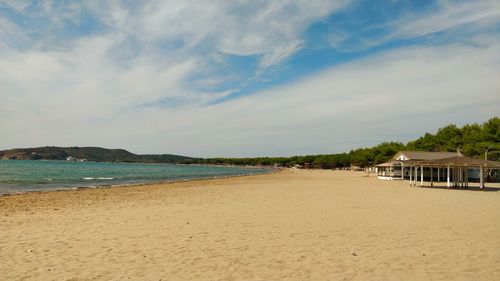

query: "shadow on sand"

left=410, top=183, right=500, bottom=192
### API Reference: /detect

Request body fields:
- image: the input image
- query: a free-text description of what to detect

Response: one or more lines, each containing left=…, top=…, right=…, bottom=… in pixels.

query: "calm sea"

left=0, top=160, right=272, bottom=195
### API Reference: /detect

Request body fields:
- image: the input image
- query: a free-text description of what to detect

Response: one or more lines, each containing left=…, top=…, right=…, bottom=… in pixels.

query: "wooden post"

left=465, top=168, right=468, bottom=188
left=413, top=166, right=416, bottom=186
left=415, top=166, right=418, bottom=186
left=460, top=168, right=464, bottom=188
left=409, top=166, right=412, bottom=186
left=420, top=165, right=424, bottom=187
left=447, top=165, right=450, bottom=188
left=452, top=168, right=455, bottom=187
left=464, top=168, right=466, bottom=188
left=401, top=164, right=404, bottom=180
left=480, top=166, right=484, bottom=189
left=430, top=167, right=433, bottom=187
left=454, top=168, right=457, bottom=187
left=415, top=166, right=419, bottom=186
left=458, top=168, right=461, bottom=188
left=437, top=168, right=440, bottom=182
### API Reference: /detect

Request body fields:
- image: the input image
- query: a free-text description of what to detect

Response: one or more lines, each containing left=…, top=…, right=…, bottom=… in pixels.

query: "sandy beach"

left=1, top=169, right=499, bottom=281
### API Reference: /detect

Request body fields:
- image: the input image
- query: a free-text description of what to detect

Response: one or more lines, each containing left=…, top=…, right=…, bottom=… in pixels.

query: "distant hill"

left=0, top=146, right=195, bottom=163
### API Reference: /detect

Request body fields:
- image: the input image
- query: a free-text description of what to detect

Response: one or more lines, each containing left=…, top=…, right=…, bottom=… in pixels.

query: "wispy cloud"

left=0, top=1, right=499, bottom=156
left=392, top=0, right=500, bottom=39
left=152, top=38, right=500, bottom=156
left=0, top=0, right=353, bottom=104
left=2, top=36, right=498, bottom=156
left=326, top=0, right=500, bottom=52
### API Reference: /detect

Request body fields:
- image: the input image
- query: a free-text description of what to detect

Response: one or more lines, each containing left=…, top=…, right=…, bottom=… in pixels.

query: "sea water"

left=0, top=160, right=271, bottom=195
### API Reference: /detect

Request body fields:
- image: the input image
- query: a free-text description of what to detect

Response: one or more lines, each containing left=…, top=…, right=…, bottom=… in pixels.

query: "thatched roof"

left=398, top=156, right=500, bottom=168
left=393, top=151, right=459, bottom=161
left=376, top=161, right=396, bottom=167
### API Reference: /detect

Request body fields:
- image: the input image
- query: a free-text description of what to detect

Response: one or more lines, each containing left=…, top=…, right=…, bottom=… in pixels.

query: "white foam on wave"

left=83, top=177, right=95, bottom=180
left=97, top=177, right=114, bottom=180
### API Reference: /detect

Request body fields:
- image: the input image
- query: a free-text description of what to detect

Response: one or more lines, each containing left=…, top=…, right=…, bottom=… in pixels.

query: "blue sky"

left=0, top=0, right=499, bottom=157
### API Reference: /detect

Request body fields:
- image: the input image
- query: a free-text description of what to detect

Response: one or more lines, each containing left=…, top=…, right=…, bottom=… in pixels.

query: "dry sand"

left=1, top=169, right=499, bottom=281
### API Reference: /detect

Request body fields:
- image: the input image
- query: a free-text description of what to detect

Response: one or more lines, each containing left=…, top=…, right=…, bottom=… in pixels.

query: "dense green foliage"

left=184, top=117, right=500, bottom=168
left=406, top=117, right=499, bottom=158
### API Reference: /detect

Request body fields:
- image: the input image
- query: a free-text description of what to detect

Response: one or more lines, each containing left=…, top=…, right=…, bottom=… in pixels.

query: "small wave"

left=97, top=177, right=115, bottom=180
left=83, top=177, right=95, bottom=180
left=46, top=178, right=53, bottom=181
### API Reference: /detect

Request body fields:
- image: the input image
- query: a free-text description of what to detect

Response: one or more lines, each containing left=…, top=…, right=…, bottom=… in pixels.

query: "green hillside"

left=0, top=146, right=194, bottom=163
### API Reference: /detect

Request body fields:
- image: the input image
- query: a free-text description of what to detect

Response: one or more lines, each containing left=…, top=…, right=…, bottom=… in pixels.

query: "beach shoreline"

left=0, top=166, right=279, bottom=198
left=0, top=159, right=277, bottom=196
left=1, top=169, right=499, bottom=280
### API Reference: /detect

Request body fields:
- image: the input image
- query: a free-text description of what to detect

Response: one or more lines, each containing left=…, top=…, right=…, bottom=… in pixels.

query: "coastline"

left=0, top=166, right=279, bottom=198
left=0, top=159, right=277, bottom=196
left=2, top=169, right=499, bottom=280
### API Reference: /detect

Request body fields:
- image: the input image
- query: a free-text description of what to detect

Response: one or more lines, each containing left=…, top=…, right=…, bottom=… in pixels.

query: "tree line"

left=182, top=117, right=499, bottom=169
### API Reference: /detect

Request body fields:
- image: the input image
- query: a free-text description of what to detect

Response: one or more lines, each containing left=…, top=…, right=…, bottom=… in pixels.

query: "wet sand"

left=1, top=169, right=499, bottom=280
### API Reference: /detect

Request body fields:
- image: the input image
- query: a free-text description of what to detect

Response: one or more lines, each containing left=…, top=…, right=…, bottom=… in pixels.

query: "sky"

left=0, top=0, right=499, bottom=157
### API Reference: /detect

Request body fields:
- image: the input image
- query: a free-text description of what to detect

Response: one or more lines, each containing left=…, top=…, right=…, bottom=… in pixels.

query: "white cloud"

left=180, top=39, right=500, bottom=156
left=259, top=40, right=304, bottom=68
left=1, top=1, right=499, bottom=157
left=324, top=30, right=348, bottom=48
left=0, top=0, right=353, bottom=109
left=127, top=0, right=351, bottom=67
left=0, top=16, right=25, bottom=48
left=392, top=0, right=500, bottom=38
left=333, top=0, right=500, bottom=52
left=213, top=1, right=349, bottom=62
left=2, top=36, right=498, bottom=156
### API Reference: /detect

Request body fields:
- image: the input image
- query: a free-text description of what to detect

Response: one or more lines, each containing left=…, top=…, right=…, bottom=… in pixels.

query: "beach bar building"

left=376, top=151, right=500, bottom=189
